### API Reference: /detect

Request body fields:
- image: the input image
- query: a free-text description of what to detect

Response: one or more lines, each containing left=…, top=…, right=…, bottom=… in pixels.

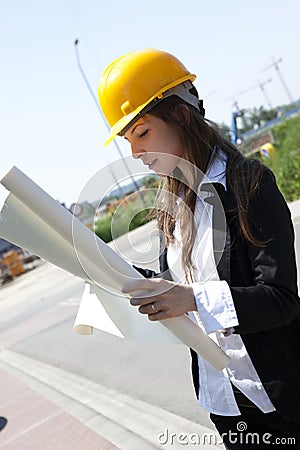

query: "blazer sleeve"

left=230, top=169, right=300, bottom=334
left=132, top=265, right=158, bottom=278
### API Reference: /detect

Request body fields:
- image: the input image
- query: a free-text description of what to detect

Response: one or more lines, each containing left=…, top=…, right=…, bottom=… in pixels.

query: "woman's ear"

left=174, top=104, right=190, bottom=126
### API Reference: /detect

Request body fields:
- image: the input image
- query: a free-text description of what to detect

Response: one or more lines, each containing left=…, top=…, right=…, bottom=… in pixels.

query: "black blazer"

left=136, top=162, right=300, bottom=422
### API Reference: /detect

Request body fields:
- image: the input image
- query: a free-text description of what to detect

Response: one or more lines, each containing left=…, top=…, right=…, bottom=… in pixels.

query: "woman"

left=98, top=49, right=300, bottom=448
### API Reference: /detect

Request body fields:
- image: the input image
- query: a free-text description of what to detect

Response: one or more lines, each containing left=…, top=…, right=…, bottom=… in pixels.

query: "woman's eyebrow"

left=131, top=122, right=145, bottom=135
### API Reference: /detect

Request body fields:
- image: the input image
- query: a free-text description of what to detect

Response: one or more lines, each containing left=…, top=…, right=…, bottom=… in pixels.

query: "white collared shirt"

left=167, top=151, right=275, bottom=416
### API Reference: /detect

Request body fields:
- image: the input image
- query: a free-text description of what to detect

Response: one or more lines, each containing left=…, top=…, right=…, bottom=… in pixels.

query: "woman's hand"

left=121, top=278, right=197, bottom=321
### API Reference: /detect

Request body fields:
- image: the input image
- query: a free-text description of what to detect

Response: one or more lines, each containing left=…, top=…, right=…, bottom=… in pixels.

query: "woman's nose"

left=132, top=149, right=140, bottom=159
left=131, top=143, right=145, bottom=159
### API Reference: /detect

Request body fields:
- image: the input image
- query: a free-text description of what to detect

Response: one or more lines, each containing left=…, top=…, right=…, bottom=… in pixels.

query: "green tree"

left=217, top=122, right=232, bottom=142
left=94, top=214, right=113, bottom=243
left=140, top=175, right=160, bottom=189
left=239, top=106, right=279, bottom=133
left=238, top=103, right=300, bottom=135
left=94, top=189, right=157, bottom=242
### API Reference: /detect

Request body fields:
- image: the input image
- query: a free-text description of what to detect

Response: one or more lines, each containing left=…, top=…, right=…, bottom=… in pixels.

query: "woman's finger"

left=130, top=296, right=155, bottom=306
left=138, top=302, right=161, bottom=314
left=121, top=278, right=159, bottom=294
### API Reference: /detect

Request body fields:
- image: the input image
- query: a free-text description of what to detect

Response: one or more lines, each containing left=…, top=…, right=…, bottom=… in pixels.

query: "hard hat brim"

left=103, top=73, right=196, bottom=146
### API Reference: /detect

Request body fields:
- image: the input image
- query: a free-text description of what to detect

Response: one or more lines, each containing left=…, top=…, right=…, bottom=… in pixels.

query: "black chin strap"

left=198, top=99, right=205, bottom=118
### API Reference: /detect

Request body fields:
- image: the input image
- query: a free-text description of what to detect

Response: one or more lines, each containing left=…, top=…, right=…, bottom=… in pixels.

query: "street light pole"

left=73, top=39, right=144, bottom=203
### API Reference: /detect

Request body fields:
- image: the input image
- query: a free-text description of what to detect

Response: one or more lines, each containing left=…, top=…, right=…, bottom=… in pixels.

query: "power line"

left=225, top=79, right=273, bottom=108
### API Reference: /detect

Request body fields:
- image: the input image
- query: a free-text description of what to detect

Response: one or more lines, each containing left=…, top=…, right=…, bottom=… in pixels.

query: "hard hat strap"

left=163, top=81, right=204, bottom=113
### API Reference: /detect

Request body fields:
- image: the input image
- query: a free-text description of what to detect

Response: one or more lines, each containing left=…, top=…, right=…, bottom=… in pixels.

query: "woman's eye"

left=139, top=129, right=148, bottom=138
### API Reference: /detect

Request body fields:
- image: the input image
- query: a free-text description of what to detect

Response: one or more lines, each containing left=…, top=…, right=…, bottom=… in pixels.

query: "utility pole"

left=257, top=79, right=273, bottom=109
left=73, top=39, right=145, bottom=204
left=226, top=79, right=273, bottom=109
left=261, top=57, right=294, bottom=104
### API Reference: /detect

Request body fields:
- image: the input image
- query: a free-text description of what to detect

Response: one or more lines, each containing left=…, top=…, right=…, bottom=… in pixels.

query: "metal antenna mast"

left=73, top=39, right=144, bottom=203
left=261, top=57, right=293, bottom=104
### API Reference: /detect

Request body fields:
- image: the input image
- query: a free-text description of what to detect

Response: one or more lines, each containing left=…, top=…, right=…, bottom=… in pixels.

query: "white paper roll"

left=0, top=166, right=230, bottom=370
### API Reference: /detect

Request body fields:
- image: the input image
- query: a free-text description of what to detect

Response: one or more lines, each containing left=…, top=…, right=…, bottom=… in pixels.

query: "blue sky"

left=1, top=0, right=299, bottom=206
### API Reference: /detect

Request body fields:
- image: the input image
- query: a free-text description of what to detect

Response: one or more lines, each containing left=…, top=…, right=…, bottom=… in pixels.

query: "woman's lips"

left=147, top=159, right=157, bottom=169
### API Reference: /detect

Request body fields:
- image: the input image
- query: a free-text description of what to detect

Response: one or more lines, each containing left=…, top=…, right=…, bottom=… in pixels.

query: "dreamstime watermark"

left=157, top=422, right=296, bottom=446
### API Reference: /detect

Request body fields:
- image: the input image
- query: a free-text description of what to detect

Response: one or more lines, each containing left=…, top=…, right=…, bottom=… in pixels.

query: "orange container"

left=2, top=250, right=20, bottom=265
left=10, top=263, right=24, bottom=276
left=1, top=250, right=24, bottom=276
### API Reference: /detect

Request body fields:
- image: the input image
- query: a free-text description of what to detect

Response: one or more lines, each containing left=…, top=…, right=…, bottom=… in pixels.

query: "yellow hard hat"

left=98, top=48, right=197, bottom=146
left=259, top=142, right=275, bottom=159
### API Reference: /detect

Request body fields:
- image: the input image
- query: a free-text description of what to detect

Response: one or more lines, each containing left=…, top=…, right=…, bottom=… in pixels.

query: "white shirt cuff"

left=192, top=280, right=239, bottom=334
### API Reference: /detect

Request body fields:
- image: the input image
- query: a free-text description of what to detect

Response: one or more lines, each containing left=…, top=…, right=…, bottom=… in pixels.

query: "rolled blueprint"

left=0, top=166, right=230, bottom=370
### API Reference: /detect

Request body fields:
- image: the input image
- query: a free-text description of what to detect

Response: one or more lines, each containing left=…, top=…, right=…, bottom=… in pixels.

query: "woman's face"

left=124, top=114, right=184, bottom=176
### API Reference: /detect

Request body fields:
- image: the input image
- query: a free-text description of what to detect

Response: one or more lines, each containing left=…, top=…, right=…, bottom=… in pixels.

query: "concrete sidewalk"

left=0, top=364, right=118, bottom=450
left=0, top=349, right=224, bottom=450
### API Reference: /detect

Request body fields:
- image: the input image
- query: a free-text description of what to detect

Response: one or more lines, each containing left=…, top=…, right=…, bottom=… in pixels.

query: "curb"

left=0, top=349, right=224, bottom=449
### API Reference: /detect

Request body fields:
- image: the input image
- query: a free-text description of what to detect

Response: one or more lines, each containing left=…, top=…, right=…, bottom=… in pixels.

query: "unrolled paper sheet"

left=0, top=166, right=230, bottom=370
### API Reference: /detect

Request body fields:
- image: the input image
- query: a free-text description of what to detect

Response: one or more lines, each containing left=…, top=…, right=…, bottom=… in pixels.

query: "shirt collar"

left=203, top=149, right=227, bottom=191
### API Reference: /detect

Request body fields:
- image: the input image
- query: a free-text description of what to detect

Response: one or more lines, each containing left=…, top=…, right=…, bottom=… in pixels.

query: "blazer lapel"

left=200, top=182, right=233, bottom=284
left=159, top=182, right=237, bottom=284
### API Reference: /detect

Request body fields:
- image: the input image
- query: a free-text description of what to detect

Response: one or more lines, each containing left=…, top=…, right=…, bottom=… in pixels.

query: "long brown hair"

left=147, top=95, right=267, bottom=281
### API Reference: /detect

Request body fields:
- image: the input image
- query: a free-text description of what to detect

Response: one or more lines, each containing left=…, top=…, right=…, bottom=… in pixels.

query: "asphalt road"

left=0, top=220, right=299, bottom=434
